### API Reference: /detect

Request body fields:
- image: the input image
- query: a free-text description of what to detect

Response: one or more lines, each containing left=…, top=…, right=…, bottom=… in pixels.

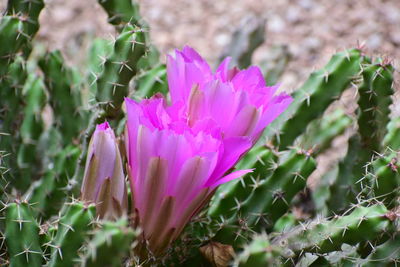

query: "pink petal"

left=206, top=136, right=252, bottom=186
left=231, top=66, right=266, bottom=93
left=210, top=169, right=253, bottom=189
left=181, top=45, right=212, bottom=76
left=215, top=57, right=231, bottom=82
left=203, top=81, right=236, bottom=129
left=173, top=155, right=216, bottom=204
left=167, top=53, right=187, bottom=104
left=253, top=94, right=293, bottom=138
left=226, top=105, right=261, bottom=138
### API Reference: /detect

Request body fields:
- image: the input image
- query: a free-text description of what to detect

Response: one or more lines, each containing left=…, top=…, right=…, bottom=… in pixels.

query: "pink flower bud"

left=81, top=122, right=127, bottom=220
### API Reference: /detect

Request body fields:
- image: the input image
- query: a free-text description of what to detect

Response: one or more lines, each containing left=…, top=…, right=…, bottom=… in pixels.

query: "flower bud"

left=81, top=122, right=127, bottom=219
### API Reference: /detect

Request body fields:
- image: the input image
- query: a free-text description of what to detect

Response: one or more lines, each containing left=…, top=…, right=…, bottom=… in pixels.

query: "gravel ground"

left=140, top=0, right=400, bottom=90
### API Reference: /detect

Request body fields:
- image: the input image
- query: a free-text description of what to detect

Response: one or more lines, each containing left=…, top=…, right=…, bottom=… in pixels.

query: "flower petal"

left=210, top=169, right=253, bottom=189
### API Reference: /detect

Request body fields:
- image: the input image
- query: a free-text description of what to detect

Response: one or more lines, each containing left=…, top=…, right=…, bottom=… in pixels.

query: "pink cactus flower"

left=125, top=97, right=251, bottom=254
left=125, top=46, right=292, bottom=254
left=81, top=122, right=127, bottom=220
left=167, top=45, right=292, bottom=142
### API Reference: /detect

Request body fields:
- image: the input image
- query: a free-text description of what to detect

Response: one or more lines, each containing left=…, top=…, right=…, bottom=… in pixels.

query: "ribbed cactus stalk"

left=214, top=149, right=316, bottom=245
left=5, top=200, right=43, bottom=267
left=47, top=202, right=96, bottom=267
left=94, top=24, right=146, bottom=118
left=364, top=233, right=400, bottom=266
left=209, top=146, right=277, bottom=220
left=295, top=108, right=352, bottom=154
left=369, top=153, right=400, bottom=208
left=97, top=0, right=141, bottom=27
left=327, top=58, right=395, bottom=214
left=133, top=64, right=168, bottom=99
left=17, top=74, right=46, bottom=189
left=234, top=233, right=281, bottom=266
left=26, top=144, right=81, bottom=218
left=273, top=204, right=392, bottom=256
left=81, top=218, right=137, bottom=267
left=383, top=116, right=400, bottom=150
left=357, top=61, right=394, bottom=151
left=39, top=51, right=86, bottom=145
left=6, top=0, right=44, bottom=55
left=266, top=49, right=363, bottom=149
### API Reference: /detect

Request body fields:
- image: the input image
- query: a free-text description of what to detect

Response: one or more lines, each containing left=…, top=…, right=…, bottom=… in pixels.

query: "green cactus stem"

left=264, top=49, right=363, bottom=150
left=5, top=200, right=43, bottom=267
left=218, top=15, right=266, bottom=69
left=369, top=153, right=400, bottom=208
left=132, top=64, right=168, bottom=100
left=47, top=202, right=96, bottom=267
left=39, top=51, right=86, bottom=145
left=273, top=204, right=391, bottom=257
left=27, top=144, right=81, bottom=218
left=81, top=219, right=137, bottom=267
left=209, top=146, right=277, bottom=220
left=357, top=61, right=394, bottom=152
left=214, top=149, right=316, bottom=245
left=383, top=117, right=400, bottom=151
left=6, top=0, right=44, bottom=52
left=234, top=233, right=281, bottom=267
left=295, top=108, right=352, bottom=155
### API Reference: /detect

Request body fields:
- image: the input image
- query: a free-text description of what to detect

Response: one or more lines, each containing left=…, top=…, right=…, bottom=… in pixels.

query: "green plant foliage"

left=0, top=0, right=399, bottom=266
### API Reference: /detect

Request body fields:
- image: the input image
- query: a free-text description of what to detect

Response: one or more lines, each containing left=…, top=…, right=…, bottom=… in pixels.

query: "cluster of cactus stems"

left=1, top=0, right=400, bottom=266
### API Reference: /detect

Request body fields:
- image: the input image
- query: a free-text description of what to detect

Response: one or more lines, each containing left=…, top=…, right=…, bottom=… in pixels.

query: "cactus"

left=81, top=218, right=137, bottom=267
left=295, top=246, right=359, bottom=267
left=327, top=135, right=363, bottom=213
left=97, top=0, right=141, bottom=29
left=47, top=202, right=96, bottom=267
left=383, top=116, right=400, bottom=150
left=327, top=60, right=395, bottom=214
left=234, top=233, right=281, bottom=266
left=6, top=0, right=44, bottom=43
left=218, top=15, right=266, bottom=69
left=26, top=144, right=81, bottom=218
left=213, top=149, right=316, bottom=245
left=272, top=204, right=391, bottom=256
left=312, top=165, right=339, bottom=215
left=265, top=49, right=363, bottom=149
left=132, top=64, right=168, bottom=100
left=94, top=24, right=146, bottom=118
left=357, top=61, right=394, bottom=151
left=1, top=0, right=400, bottom=266
left=5, top=200, right=43, bottom=267
left=294, top=108, right=352, bottom=154
left=17, top=74, right=47, bottom=190
left=86, top=38, right=113, bottom=97
left=0, top=17, right=28, bottom=75
left=364, top=234, right=400, bottom=266
left=208, top=146, right=277, bottom=220
left=261, top=45, right=290, bottom=86
left=39, top=51, right=86, bottom=145
left=368, top=153, right=400, bottom=208
left=97, top=0, right=160, bottom=68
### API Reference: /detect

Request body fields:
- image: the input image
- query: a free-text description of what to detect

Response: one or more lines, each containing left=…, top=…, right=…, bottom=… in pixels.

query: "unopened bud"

left=81, top=122, right=127, bottom=219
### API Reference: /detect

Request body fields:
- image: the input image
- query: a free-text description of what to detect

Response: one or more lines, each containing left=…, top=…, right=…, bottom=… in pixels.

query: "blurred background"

left=1, top=0, right=399, bottom=91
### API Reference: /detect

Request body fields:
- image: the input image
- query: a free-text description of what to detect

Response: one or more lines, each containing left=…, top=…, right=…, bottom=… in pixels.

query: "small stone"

left=269, top=15, right=285, bottom=33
